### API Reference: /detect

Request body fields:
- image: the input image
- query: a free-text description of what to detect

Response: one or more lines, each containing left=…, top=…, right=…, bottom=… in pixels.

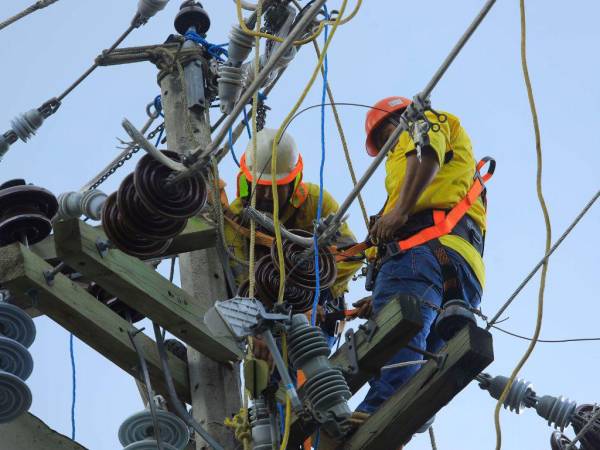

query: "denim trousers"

left=356, top=244, right=482, bottom=413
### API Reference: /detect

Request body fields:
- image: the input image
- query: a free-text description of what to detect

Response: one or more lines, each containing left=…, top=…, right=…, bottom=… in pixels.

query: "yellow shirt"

left=376, top=110, right=486, bottom=287
left=225, top=182, right=362, bottom=298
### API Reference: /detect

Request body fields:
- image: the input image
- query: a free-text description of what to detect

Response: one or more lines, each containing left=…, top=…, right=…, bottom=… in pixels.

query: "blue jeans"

left=356, top=244, right=482, bottom=413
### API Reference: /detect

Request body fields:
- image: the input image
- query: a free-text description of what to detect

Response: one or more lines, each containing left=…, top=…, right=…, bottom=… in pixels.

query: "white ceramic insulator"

left=137, top=0, right=169, bottom=20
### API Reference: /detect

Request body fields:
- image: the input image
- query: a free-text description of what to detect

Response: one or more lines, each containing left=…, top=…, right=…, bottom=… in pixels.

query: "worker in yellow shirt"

left=354, top=96, right=491, bottom=415
left=223, top=128, right=362, bottom=347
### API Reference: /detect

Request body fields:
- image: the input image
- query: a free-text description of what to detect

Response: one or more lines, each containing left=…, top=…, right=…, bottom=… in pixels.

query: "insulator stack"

left=535, top=395, right=578, bottom=431
left=287, top=314, right=351, bottom=439
left=571, top=404, right=600, bottom=450
left=87, top=283, right=144, bottom=323
left=271, top=229, right=337, bottom=292
left=136, top=0, right=170, bottom=22
left=249, top=398, right=274, bottom=450
left=218, top=65, right=244, bottom=114
left=253, top=255, right=313, bottom=312
left=477, top=373, right=536, bottom=414
left=101, top=151, right=207, bottom=258
left=0, top=179, right=58, bottom=246
left=551, top=432, right=576, bottom=450
left=118, top=403, right=190, bottom=450
left=0, top=301, right=36, bottom=423
left=174, top=1, right=210, bottom=35
left=56, top=189, right=107, bottom=221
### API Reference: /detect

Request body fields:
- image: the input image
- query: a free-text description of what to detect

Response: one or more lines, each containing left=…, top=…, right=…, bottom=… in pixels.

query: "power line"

left=491, top=326, right=600, bottom=344
left=0, top=0, right=59, bottom=32
left=486, top=188, right=599, bottom=329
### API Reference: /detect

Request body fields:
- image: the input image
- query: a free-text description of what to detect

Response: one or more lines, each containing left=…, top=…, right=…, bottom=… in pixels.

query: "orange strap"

left=223, top=214, right=274, bottom=248
left=396, top=157, right=495, bottom=251
left=332, top=157, right=495, bottom=261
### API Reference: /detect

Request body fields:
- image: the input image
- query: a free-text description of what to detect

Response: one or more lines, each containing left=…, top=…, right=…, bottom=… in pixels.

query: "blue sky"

left=1, top=1, right=599, bottom=449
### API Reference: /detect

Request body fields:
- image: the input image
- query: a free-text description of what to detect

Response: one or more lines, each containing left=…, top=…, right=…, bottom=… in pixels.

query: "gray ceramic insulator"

left=0, top=135, right=10, bottom=160
left=218, top=66, right=244, bottom=114
left=57, top=190, right=106, bottom=221
left=287, top=314, right=352, bottom=439
left=11, top=109, right=44, bottom=142
left=249, top=398, right=273, bottom=450
left=227, top=25, right=254, bottom=67
left=479, top=374, right=535, bottom=414
left=535, top=395, right=578, bottom=431
left=137, top=0, right=169, bottom=20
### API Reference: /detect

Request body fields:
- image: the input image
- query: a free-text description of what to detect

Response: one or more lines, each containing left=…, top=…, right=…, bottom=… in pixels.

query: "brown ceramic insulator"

left=550, top=432, right=575, bottom=450
left=133, top=151, right=207, bottom=219
left=571, top=404, right=600, bottom=450
left=254, top=255, right=314, bottom=313
left=270, top=229, right=337, bottom=292
left=116, top=174, right=186, bottom=240
left=101, top=192, right=172, bottom=258
left=87, top=282, right=144, bottom=323
left=0, top=181, right=58, bottom=246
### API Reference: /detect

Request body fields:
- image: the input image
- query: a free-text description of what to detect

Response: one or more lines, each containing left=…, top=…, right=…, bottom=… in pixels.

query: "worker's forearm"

left=392, top=148, right=440, bottom=215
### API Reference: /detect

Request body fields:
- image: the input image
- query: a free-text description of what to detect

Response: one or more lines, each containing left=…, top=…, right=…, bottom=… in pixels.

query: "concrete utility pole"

left=158, top=6, right=241, bottom=448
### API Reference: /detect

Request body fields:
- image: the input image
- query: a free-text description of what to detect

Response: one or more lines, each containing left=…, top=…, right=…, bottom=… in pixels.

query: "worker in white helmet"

left=223, top=128, right=362, bottom=354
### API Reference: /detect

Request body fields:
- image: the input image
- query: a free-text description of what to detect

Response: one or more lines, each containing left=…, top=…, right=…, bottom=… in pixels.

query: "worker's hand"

left=316, top=304, right=326, bottom=324
left=252, top=335, right=274, bottom=368
left=347, top=297, right=373, bottom=319
left=370, top=210, right=408, bottom=243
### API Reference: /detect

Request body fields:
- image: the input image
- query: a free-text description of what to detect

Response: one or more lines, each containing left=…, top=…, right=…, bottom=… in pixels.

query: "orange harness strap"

left=397, top=157, right=495, bottom=251
left=223, top=214, right=274, bottom=248
left=333, top=157, right=496, bottom=261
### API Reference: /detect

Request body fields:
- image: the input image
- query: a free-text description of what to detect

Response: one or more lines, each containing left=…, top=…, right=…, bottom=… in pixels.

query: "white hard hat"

left=241, top=128, right=303, bottom=185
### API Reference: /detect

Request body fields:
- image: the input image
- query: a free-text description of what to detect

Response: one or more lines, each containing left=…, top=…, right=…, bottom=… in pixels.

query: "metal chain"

left=87, top=121, right=164, bottom=190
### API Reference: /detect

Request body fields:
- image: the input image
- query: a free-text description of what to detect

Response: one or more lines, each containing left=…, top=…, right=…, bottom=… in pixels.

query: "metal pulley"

left=119, top=407, right=190, bottom=450
left=0, top=179, right=58, bottom=246
left=434, top=299, right=477, bottom=341
left=0, top=301, right=35, bottom=423
left=174, top=1, right=210, bottom=35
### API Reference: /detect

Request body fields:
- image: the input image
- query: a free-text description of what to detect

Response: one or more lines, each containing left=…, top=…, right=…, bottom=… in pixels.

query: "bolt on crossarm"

left=169, top=0, right=328, bottom=183
left=318, top=0, right=498, bottom=244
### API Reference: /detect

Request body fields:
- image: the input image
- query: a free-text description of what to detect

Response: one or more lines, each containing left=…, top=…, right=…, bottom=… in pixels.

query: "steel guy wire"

left=486, top=189, right=599, bottom=329
left=0, top=0, right=59, bottom=32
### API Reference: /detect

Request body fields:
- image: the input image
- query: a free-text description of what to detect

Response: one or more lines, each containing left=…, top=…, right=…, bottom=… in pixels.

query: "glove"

left=347, top=296, right=373, bottom=319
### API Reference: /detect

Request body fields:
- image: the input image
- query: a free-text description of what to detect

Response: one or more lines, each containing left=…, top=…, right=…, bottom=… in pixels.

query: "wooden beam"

left=0, top=412, right=88, bottom=450
left=337, top=324, right=494, bottom=450
left=53, top=218, right=242, bottom=363
left=0, top=243, right=191, bottom=403
left=286, top=295, right=423, bottom=449
left=30, top=216, right=216, bottom=265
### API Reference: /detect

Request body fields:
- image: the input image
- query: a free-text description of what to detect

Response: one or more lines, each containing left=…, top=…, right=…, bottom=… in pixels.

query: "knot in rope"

left=224, top=409, right=252, bottom=449
left=184, top=31, right=228, bottom=61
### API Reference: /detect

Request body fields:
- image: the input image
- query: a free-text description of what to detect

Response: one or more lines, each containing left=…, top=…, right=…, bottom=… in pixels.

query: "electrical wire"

left=429, top=426, right=438, bottom=450
left=0, top=0, right=59, bottom=31
left=486, top=188, right=599, bottom=328
left=271, top=0, right=349, bottom=302
left=228, top=126, right=241, bottom=167
left=491, top=326, right=600, bottom=344
left=312, top=45, right=370, bottom=228
left=494, top=2, right=552, bottom=448
left=311, top=6, right=329, bottom=326
left=69, top=333, right=76, bottom=440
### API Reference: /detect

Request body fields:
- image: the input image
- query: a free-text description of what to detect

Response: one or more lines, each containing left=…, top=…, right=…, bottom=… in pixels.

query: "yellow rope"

left=235, top=0, right=361, bottom=45
left=278, top=334, right=292, bottom=450
left=493, top=1, right=552, bottom=448
left=271, top=0, right=349, bottom=303
left=312, top=40, right=369, bottom=228
left=248, top=0, right=263, bottom=298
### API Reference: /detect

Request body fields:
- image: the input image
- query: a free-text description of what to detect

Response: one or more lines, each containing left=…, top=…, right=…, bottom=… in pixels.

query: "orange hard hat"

left=365, top=96, right=412, bottom=156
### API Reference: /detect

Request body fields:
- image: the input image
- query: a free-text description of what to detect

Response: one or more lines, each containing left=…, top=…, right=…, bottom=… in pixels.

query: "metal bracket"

left=358, top=319, right=378, bottom=343
left=96, top=238, right=111, bottom=258
left=344, top=328, right=359, bottom=375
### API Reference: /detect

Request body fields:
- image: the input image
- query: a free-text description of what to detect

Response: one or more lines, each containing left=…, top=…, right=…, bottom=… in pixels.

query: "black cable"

left=152, top=322, right=225, bottom=450
left=491, top=325, right=600, bottom=344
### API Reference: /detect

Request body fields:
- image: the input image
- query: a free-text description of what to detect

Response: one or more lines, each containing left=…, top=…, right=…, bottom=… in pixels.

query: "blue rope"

left=184, top=31, right=228, bottom=62
left=313, top=427, right=321, bottom=449
left=228, top=126, right=241, bottom=167
left=242, top=107, right=252, bottom=138
left=311, top=8, right=329, bottom=326
left=153, top=95, right=164, bottom=118
left=69, top=333, right=76, bottom=440
left=277, top=402, right=285, bottom=435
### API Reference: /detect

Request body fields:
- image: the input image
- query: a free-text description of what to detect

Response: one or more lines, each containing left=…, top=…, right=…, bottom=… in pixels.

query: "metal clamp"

left=344, top=328, right=359, bottom=375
